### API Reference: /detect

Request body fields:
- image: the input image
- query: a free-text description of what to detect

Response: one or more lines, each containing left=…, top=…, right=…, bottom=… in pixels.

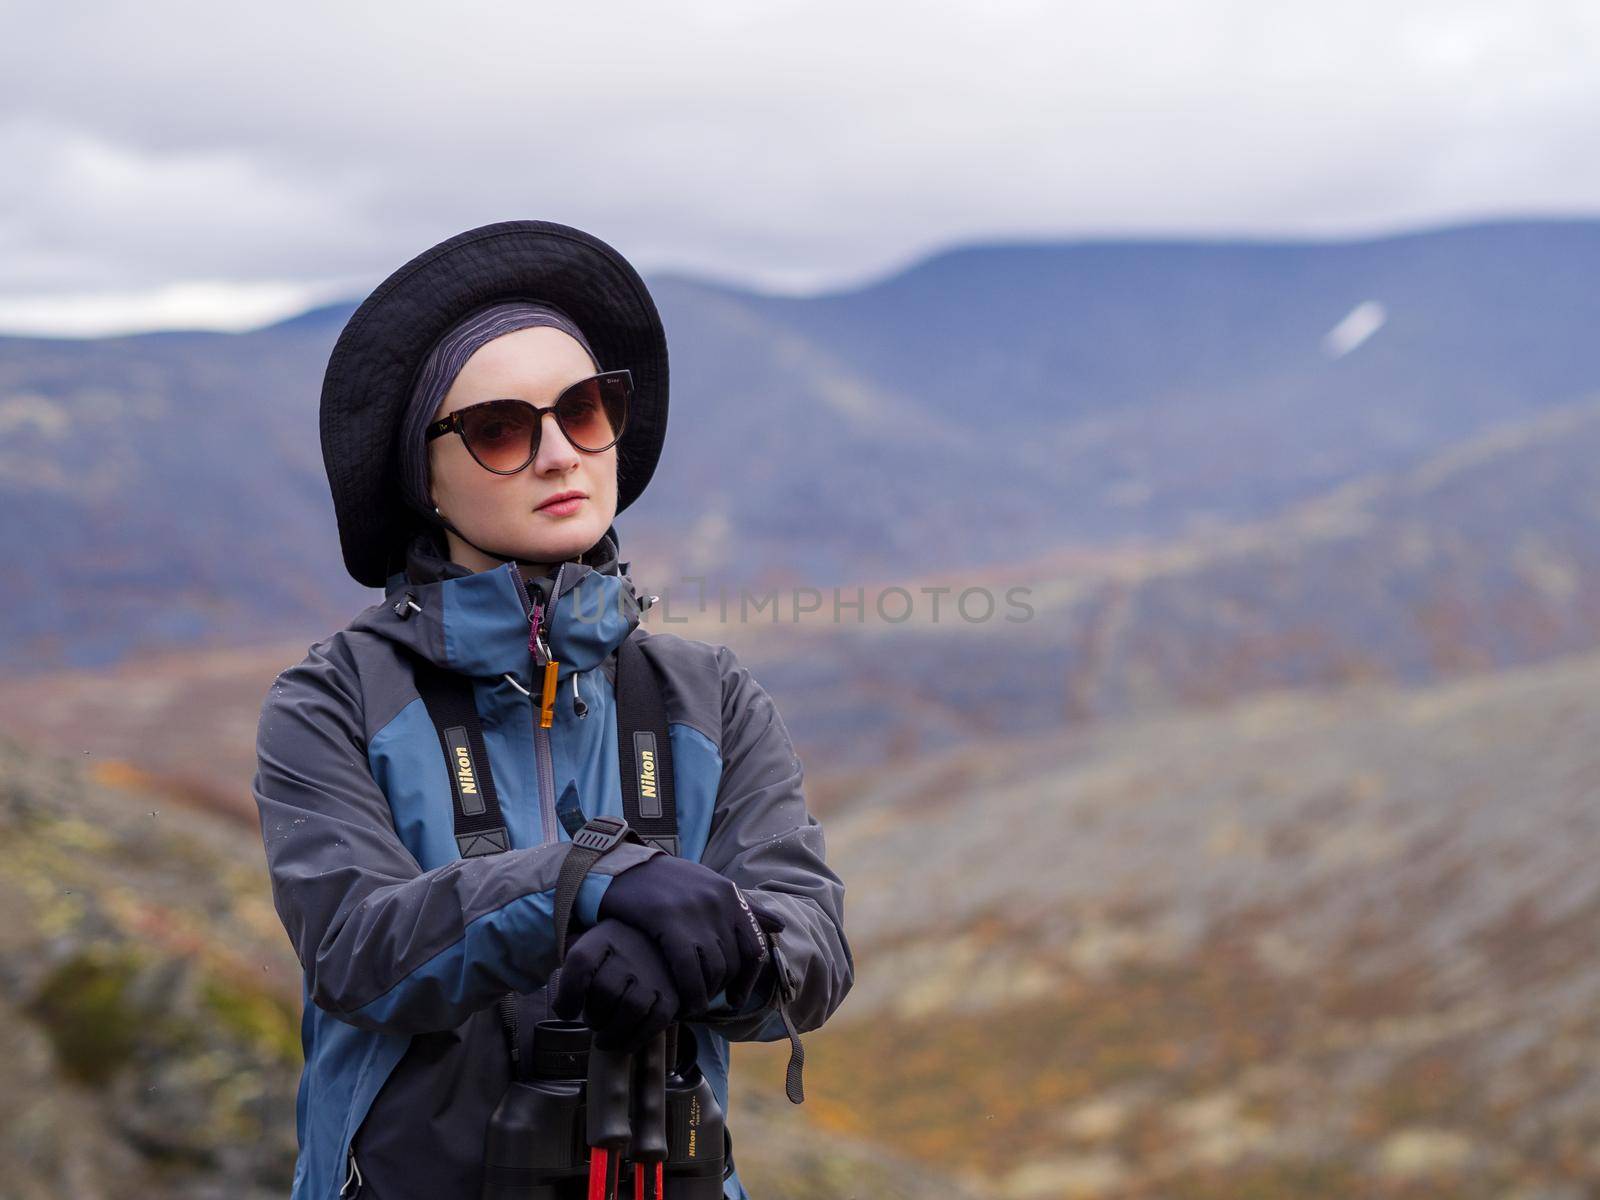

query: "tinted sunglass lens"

left=556, top=375, right=628, bottom=451
left=460, top=400, right=537, bottom=471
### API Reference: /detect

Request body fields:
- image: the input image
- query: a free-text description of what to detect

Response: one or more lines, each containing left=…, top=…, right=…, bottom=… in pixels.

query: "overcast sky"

left=4, top=0, right=1599, bottom=336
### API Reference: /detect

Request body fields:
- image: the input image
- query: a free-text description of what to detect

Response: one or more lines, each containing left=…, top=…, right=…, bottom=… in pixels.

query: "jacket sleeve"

left=252, top=636, right=660, bottom=1036
left=693, top=644, right=853, bottom=1041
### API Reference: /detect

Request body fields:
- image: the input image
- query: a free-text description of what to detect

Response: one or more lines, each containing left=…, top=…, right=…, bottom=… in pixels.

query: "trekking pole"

left=585, top=1043, right=632, bottom=1200
left=628, top=1030, right=668, bottom=1200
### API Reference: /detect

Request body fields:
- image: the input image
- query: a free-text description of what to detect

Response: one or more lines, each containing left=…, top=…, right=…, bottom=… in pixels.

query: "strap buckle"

left=571, top=814, right=635, bottom=853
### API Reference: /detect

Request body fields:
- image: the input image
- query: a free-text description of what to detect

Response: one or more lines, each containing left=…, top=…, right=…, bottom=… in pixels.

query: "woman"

left=252, top=220, right=853, bottom=1200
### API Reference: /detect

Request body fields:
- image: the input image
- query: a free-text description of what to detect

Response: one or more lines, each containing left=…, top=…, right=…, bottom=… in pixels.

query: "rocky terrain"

left=8, top=632, right=1600, bottom=1197
left=0, top=734, right=301, bottom=1198
left=0, top=731, right=973, bottom=1199
left=754, top=645, right=1600, bottom=1197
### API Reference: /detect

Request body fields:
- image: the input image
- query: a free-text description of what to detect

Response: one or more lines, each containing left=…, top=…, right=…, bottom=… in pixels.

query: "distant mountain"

left=731, top=393, right=1600, bottom=765
left=6, top=217, right=1600, bottom=670
left=640, top=217, right=1600, bottom=572
left=254, top=299, right=359, bottom=336
left=0, top=315, right=371, bottom=670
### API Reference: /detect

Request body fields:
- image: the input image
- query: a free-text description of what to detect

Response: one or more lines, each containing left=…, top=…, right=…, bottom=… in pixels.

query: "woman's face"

left=427, top=325, right=620, bottom=574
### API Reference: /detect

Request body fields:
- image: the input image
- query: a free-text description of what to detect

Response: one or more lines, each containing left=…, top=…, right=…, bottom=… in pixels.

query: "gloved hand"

left=598, top=856, right=786, bottom=1018
left=551, top=918, right=680, bottom=1053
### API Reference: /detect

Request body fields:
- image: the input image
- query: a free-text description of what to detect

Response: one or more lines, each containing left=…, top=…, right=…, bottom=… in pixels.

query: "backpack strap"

left=614, top=631, right=679, bottom=856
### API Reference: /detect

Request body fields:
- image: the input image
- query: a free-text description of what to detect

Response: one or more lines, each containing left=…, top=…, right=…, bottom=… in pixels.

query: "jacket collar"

left=358, top=525, right=644, bottom=680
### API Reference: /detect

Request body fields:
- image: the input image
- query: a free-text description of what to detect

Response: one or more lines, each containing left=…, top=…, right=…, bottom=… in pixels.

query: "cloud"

left=3, top=0, right=1600, bottom=334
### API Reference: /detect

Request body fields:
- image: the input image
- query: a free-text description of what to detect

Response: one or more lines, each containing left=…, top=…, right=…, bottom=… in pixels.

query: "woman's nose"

left=532, top=410, right=581, bottom=472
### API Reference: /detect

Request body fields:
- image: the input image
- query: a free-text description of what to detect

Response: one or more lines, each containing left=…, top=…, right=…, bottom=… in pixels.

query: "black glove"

left=598, top=856, right=784, bottom=1018
left=550, top=918, right=680, bottom=1053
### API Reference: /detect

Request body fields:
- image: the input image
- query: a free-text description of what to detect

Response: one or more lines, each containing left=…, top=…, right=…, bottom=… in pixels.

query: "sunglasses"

left=425, top=369, right=631, bottom=474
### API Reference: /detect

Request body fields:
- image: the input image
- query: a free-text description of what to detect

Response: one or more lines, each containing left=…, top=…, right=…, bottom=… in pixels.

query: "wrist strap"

left=768, top=937, right=806, bottom=1104
left=548, top=811, right=646, bottom=1002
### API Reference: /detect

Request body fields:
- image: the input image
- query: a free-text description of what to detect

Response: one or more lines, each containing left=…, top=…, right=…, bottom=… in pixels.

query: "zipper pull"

left=534, top=563, right=578, bottom=729
left=528, top=601, right=559, bottom=726
left=539, top=658, right=559, bottom=728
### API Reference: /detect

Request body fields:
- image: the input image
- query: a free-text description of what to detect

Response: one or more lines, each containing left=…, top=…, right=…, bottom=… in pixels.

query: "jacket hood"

left=354, top=525, right=647, bottom=681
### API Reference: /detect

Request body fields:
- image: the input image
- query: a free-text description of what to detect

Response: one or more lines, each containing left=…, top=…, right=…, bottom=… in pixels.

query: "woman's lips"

left=537, top=494, right=585, bottom=516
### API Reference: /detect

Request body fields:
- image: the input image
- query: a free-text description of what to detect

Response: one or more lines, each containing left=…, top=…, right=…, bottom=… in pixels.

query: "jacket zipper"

left=532, top=705, right=557, bottom=844
left=508, top=561, right=559, bottom=846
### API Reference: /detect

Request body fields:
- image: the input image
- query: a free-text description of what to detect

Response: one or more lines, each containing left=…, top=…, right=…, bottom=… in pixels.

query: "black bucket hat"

left=319, top=219, right=669, bottom=588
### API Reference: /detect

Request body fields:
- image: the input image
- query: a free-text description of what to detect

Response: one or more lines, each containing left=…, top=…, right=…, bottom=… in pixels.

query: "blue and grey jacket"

left=252, top=528, right=853, bottom=1199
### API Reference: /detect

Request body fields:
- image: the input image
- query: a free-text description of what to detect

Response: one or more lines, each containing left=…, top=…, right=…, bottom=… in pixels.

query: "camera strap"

left=411, top=654, right=513, bottom=858
left=613, top=631, right=678, bottom=855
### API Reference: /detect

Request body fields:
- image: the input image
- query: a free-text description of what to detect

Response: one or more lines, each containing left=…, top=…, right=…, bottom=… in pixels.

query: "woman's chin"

left=516, top=514, right=609, bottom=564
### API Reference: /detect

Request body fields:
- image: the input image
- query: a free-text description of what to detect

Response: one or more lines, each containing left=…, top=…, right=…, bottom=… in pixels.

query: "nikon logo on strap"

left=444, top=725, right=486, bottom=816
left=633, top=731, right=662, bottom=818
